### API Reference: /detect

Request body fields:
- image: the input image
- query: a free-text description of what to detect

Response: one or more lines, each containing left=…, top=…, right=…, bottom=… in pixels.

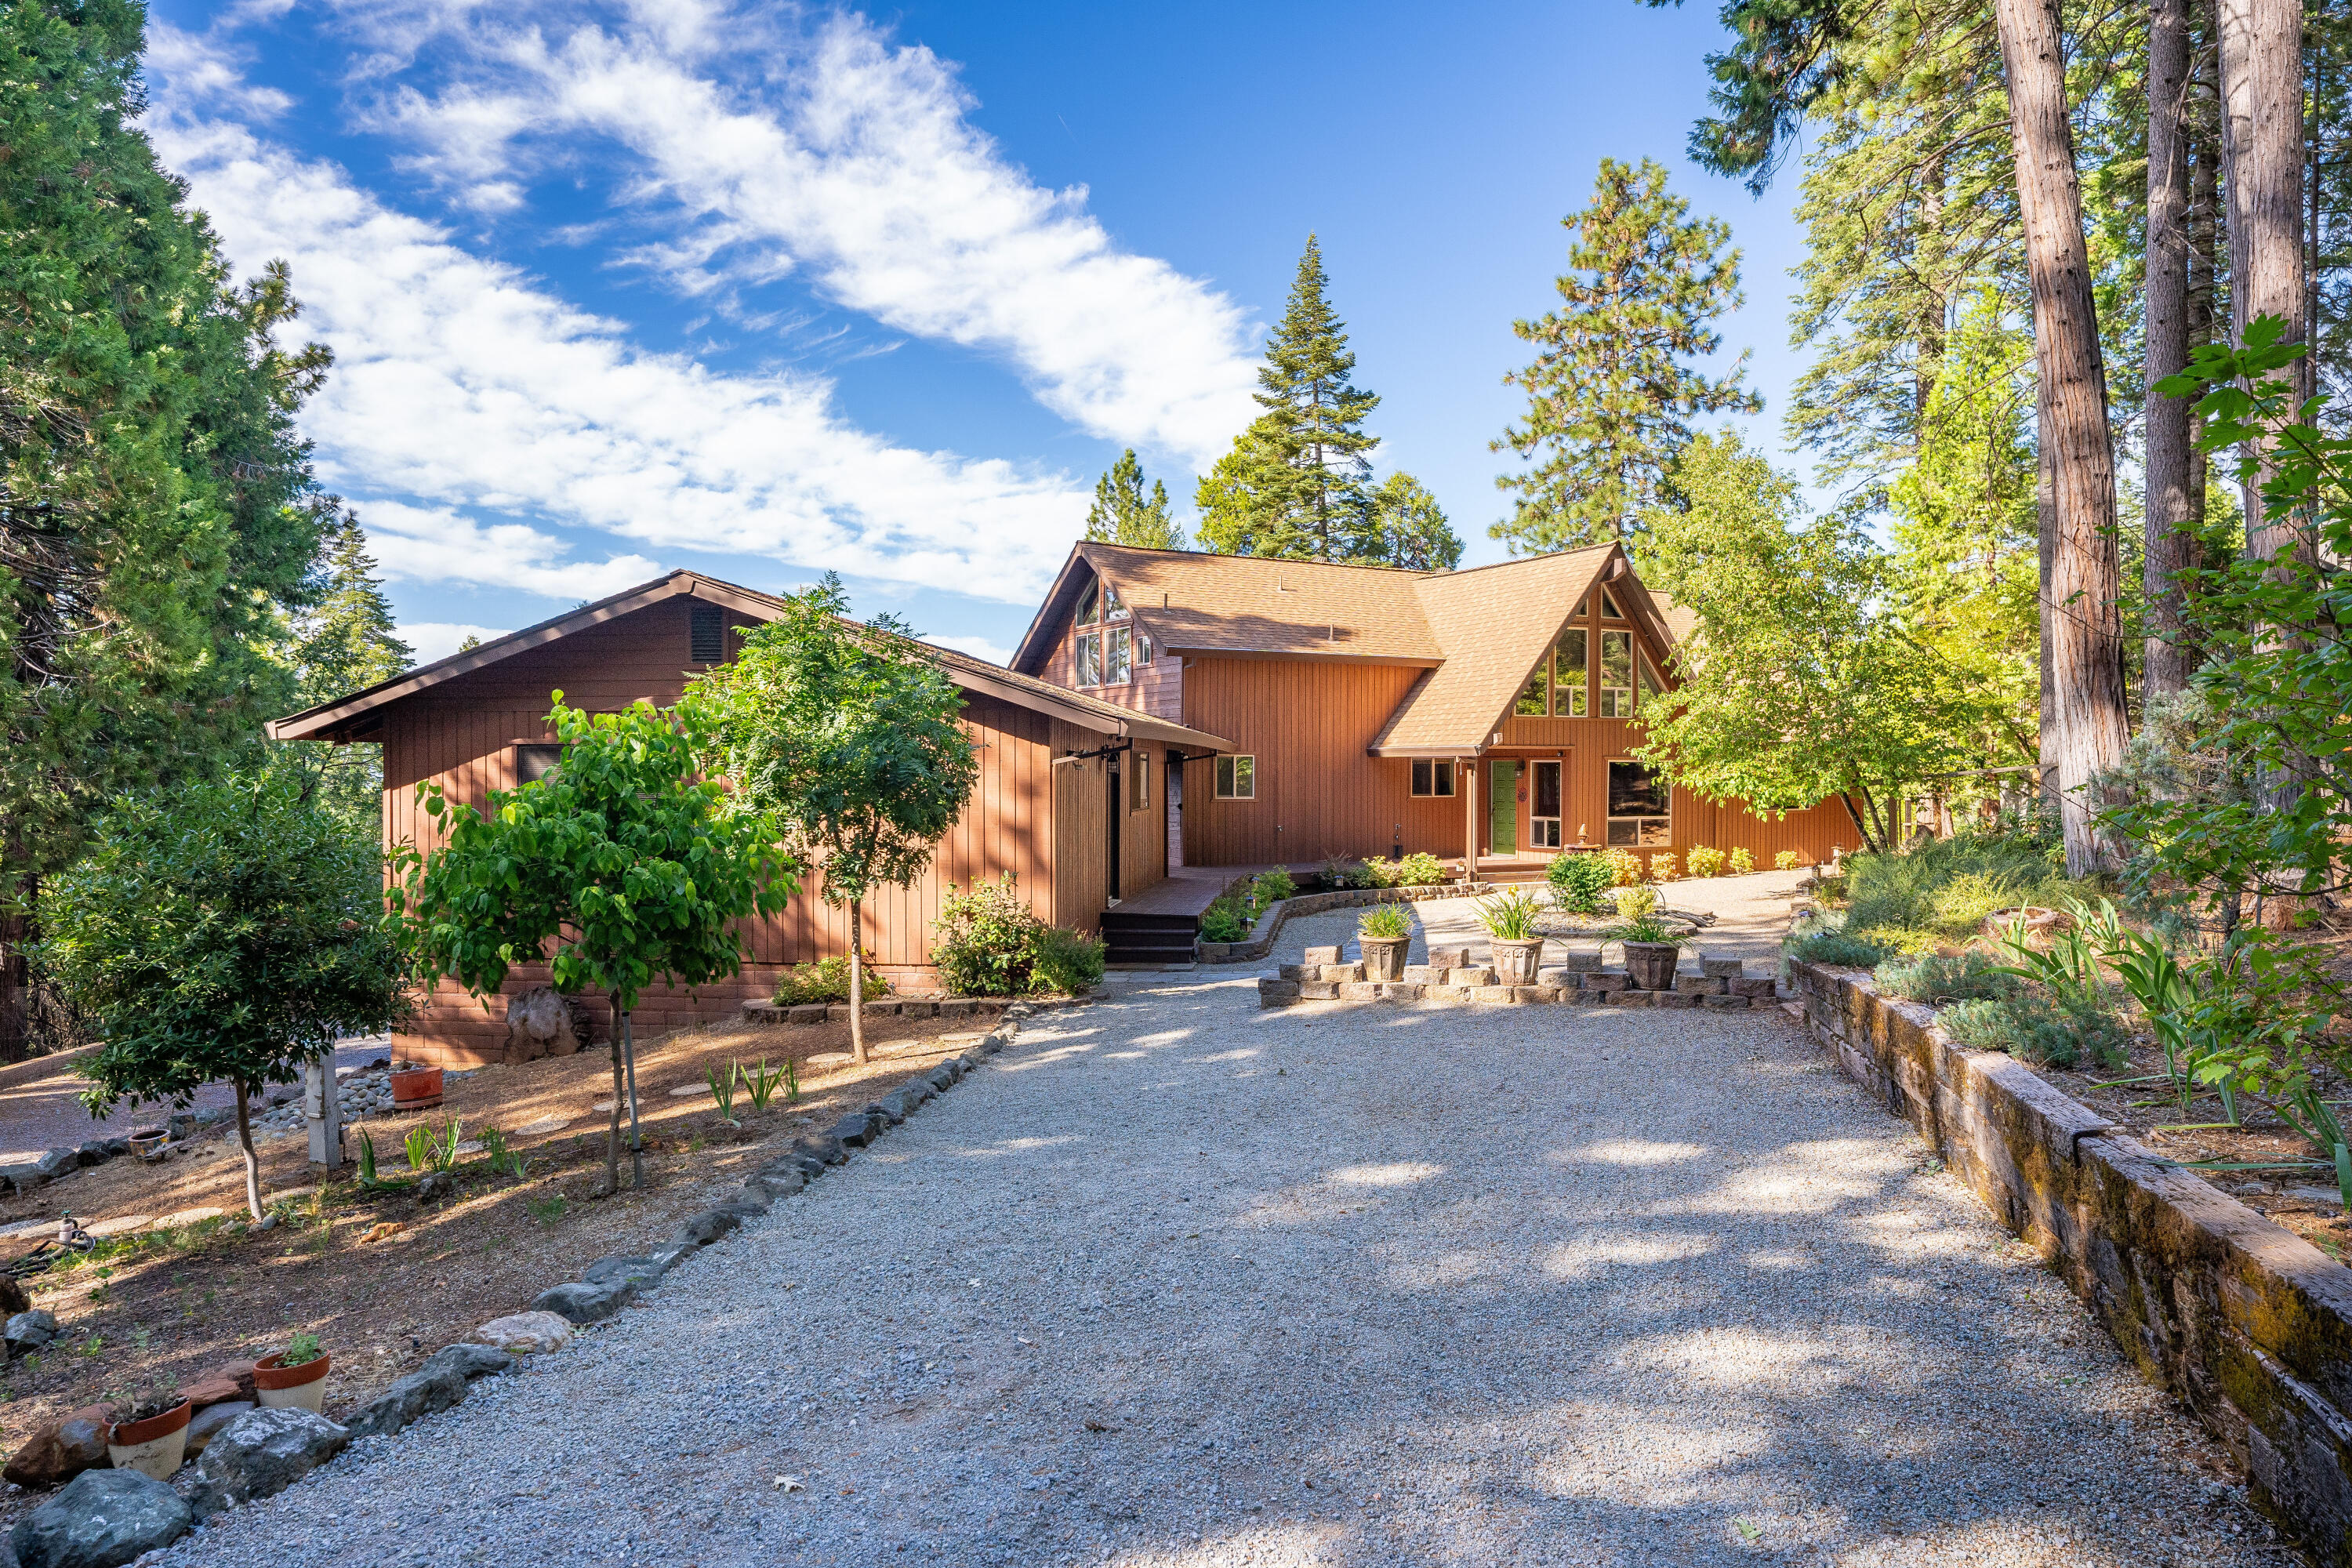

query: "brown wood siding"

left=1036, top=592, right=1179, bottom=719
left=1178, top=657, right=1462, bottom=866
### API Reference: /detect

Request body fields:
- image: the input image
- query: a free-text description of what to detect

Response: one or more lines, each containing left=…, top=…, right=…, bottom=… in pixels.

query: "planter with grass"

left=1605, top=887, right=1689, bottom=990
left=254, top=1333, right=330, bottom=1412
left=389, top=1062, right=444, bottom=1111
left=1357, top=905, right=1413, bottom=982
left=1478, top=889, right=1546, bottom=985
left=105, top=1396, right=191, bottom=1480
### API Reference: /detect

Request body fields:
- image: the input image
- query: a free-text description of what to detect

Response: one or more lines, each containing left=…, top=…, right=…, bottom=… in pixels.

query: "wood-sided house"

left=269, top=570, right=1229, bottom=1065
left=1011, top=541, right=1854, bottom=875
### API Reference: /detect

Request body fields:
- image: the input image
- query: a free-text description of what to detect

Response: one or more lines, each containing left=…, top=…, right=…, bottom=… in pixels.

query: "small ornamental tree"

left=390, top=698, right=796, bottom=1192
left=681, top=575, right=979, bottom=1065
left=41, top=775, right=406, bottom=1220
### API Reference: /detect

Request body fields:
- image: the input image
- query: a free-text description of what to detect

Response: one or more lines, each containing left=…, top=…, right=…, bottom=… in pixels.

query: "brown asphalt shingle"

left=1371, top=547, right=1617, bottom=753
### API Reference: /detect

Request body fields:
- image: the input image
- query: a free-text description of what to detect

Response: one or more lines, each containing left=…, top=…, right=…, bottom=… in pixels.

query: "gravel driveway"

left=155, top=975, right=2288, bottom=1567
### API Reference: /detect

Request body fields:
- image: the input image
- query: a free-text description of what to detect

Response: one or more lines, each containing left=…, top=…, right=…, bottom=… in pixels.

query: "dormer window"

left=1072, top=575, right=1144, bottom=688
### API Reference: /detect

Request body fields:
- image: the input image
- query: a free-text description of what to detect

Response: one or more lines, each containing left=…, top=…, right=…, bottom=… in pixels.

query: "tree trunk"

left=603, top=989, right=625, bottom=1196
left=0, top=898, right=26, bottom=1065
left=848, top=897, right=867, bottom=1066
left=2188, top=14, right=2220, bottom=550
left=2146, top=0, right=2196, bottom=702
left=622, top=1006, right=644, bottom=1189
left=2037, top=436, right=2060, bottom=822
left=1994, top=0, right=2133, bottom=876
left=233, top=1076, right=263, bottom=1221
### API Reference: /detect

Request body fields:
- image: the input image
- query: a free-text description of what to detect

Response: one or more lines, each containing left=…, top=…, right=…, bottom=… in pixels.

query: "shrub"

left=1686, top=846, right=1726, bottom=879
left=1028, top=926, right=1105, bottom=994
left=930, top=877, right=1048, bottom=996
left=1938, top=993, right=2129, bottom=1069
left=1728, top=847, right=1755, bottom=875
left=1547, top=852, right=1613, bottom=915
left=772, top=955, right=893, bottom=1007
left=1394, top=852, right=1447, bottom=886
left=1842, top=837, right=2078, bottom=939
left=1649, top=852, right=1679, bottom=882
left=1476, top=887, right=1544, bottom=940
left=1610, top=885, right=1660, bottom=921
left=1359, top=903, right=1412, bottom=939
left=1317, top=855, right=1369, bottom=891
left=1251, top=868, right=1298, bottom=906
left=1775, top=851, right=1802, bottom=871
left=1199, top=897, right=1254, bottom=943
left=1602, top=848, right=1643, bottom=886
left=1872, top=952, right=2016, bottom=1006
left=1787, top=924, right=1900, bottom=967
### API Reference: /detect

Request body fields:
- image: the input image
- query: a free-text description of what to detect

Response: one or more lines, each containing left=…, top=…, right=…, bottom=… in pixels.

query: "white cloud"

left=143, top=104, right=1093, bottom=603
left=924, top=633, right=1013, bottom=668
left=145, top=20, right=295, bottom=120
left=361, top=5, right=1260, bottom=466
left=358, top=500, right=664, bottom=598
left=401, top=621, right=511, bottom=662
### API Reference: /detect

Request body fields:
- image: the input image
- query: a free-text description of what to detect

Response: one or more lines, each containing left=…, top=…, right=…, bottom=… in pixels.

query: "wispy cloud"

left=924, top=633, right=1014, bottom=668
left=401, top=620, right=512, bottom=662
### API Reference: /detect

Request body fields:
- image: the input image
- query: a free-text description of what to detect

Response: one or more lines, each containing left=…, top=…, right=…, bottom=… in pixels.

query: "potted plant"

left=1476, top=888, right=1547, bottom=985
left=105, top=1389, right=192, bottom=1480
left=389, top=1059, right=444, bottom=1111
left=1606, top=888, right=1690, bottom=990
left=1357, top=903, right=1413, bottom=981
left=254, top=1331, right=331, bottom=1412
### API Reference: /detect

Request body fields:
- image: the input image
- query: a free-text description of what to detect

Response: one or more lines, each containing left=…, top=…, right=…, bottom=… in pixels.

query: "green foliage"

left=1195, top=236, right=1385, bottom=562
left=1686, top=846, right=1727, bottom=879
left=771, top=956, right=892, bottom=1007
left=1476, top=888, right=1544, bottom=941
left=1602, top=848, right=1643, bottom=886
left=1317, top=855, right=1370, bottom=891
left=1367, top=473, right=1464, bottom=571
left=393, top=699, right=794, bottom=1011
left=1199, top=898, right=1253, bottom=943
left=1393, top=852, right=1447, bottom=887
left=1547, top=852, right=1614, bottom=914
left=1728, top=848, right=1755, bottom=874
left=740, top=1058, right=789, bottom=1112
left=1251, top=868, right=1297, bottom=906
left=929, top=876, right=1048, bottom=996
left=1649, top=851, right=1679, bottom=882
left=1084, top=449, right=1185, bottom=550
left=1358, top=903, right=1412, bottom=939
left=1872, top=952, right=2016, bottom=1006
left=281, top=511, right=415, bottom=842
left=1635, top=434, right=1994, bottom=852
left=1614, top=913, right=1693, bottom=947
left=706, top=1062, right=739, bottom=1122
left=357, top=1133, right=379, bottom=1185
left=1490, top=158, right=1759, bottom=551
left=1774, top=850, right=1802, bottom=871
left=1027, top=927, right=1106, bottom=996
left=1786, top=924, right=1900, bottom=967
left=1840, top=836, right=2078, bottom=941
left=1940, top=996, right=2102, bottom=1069
left=281, top=1332, right=323, bottom=1368
left=476, top=1125, right=525, bottom=1179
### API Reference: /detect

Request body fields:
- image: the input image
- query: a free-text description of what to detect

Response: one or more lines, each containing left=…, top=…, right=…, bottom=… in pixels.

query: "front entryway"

left=1530, top=759, right=1563, bottom=850
left=1488, top=760, right=1519, bottom=855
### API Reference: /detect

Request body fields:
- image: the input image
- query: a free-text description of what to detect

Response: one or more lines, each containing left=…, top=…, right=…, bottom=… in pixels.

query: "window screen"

left=515, top=744, right=563, bottom=785
left=690, top=605, right=725, bottom=664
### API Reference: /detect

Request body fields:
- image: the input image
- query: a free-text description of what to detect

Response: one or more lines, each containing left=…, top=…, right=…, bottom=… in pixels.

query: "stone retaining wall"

left=740, top=996, right=1014, bottom=1025
left=1198, top=881, right=1488, bottom=963
left=1260, top=945, right=1778, bottom=1010
left=1791, top=959, right=2352, bottom=1564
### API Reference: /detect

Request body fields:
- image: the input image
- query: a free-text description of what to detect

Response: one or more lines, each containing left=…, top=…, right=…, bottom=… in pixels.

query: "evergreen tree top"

left=1255, top=234, right=1381, bottom=456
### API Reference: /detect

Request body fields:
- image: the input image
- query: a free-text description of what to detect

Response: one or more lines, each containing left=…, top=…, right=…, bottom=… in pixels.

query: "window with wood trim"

left=1600, top=587, right=1626, bottom=620
left=1072, top=575, right=1138, bottom=687
left=1106, top=626, right=1134, bottom=684
left=1074, top=630, right=1102, bottom=687
left=1599, top=630, right=1635, bottom=717
left=1606, top=759, right=1671, bottom=846
left=1553, top=627, right=1588, bottom=717
left=1215, top=754, right=1255, bottom=799
left=1410, top=759, right=1456, bottom=797
left=1638, top=651, right=1666, bottom=709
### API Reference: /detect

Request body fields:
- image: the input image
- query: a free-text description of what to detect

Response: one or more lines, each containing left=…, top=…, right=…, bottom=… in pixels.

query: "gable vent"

left=690, top=604, right=725, bottom=663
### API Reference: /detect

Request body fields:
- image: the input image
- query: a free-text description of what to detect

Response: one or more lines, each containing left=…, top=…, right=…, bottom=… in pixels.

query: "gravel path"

left=155, top=977, right=2289, bottom=1567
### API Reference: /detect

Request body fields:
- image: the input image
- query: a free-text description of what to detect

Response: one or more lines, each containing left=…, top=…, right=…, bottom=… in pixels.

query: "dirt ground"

left=0, top=1007, right=1008, bottom=1510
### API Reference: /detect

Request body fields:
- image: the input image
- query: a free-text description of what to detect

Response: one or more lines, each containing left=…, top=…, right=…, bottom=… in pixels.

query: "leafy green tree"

left=282, top=509, right=414, bottom=839
left=42, top=775, right=405, bottom=1218
left=1634, top=434, right=1989, bottom=851
left=391, top=699, right=796, bottom=1192
left=681, top=575, right=980, bottom=1065
left=1368, top=473, right=1463, bottom=570
left=1084, top=449, right=1185, bottom=550
left=1491, top=158, right=1759, bottom=552
left=1, top=1, right=335, bottom=1059
left=1195, top=236, right=1382, bottom=561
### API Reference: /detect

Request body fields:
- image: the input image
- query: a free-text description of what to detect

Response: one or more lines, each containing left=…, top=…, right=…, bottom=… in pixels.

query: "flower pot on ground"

left=254, top=1337, right=330, bottom=1412
left=1622, top=941, right=1681, bottom=992
left=1360, top=936, right=1410, bottom=982
left=1474, top=888, right=1545, bottom=984
left=128, top=1127, right=169, bottom=1163
left=1490, top=938, right=1545, bottom=985
left=106, top=1398, right=191, bottom=1480
left=389, top=1062, right=444, bottom=1111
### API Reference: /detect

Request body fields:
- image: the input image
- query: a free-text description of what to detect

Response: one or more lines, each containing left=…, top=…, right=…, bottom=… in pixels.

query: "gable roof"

left=268, top=568, right=1232, bottom=753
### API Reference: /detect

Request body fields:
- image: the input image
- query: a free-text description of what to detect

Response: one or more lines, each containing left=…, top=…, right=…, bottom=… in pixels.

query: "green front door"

left=1489, top=760, right=1519, bottom=855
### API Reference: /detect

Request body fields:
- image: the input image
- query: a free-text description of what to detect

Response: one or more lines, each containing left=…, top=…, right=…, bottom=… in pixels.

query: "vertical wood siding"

left=1036, top=584, right=1182, bottom=721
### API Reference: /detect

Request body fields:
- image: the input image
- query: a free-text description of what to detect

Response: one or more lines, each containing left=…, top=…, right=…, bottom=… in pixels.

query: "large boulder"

left=470, top=1312, right=572, bottom=1355
left=504, top=987, right=586, bottom=1060
left=2, top=1405, right=110, bottom=1489
left=531, top=1278, right=634, bottom=1325
left=185, top=1408, right=349, bottom=1517
left=343, top=1365, right=466, bottom=1442
left=10, top=1468, right=191, bottom=1568
left=5, top=1308, right=58, bottom=1356
left=416, top=1342, right=516, bottom=1383
left=183, top=1401, right=253, bottom=1456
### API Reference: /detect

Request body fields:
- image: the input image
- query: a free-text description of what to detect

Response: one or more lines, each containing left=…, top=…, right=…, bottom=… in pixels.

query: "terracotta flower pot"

left=1622, top=941, right=1681, bottom=993
left=128, top=1127, right=169, bottom=1164
left=1490, top=938, right=1544, bottom=986
left=1359, top=935, right=1410, bottom=982
left=389, top=1064, right=444, bottom=1112
left=253, top=1350, right=331, bottom=1413
left=106, top=1399, right=191, bottom=1480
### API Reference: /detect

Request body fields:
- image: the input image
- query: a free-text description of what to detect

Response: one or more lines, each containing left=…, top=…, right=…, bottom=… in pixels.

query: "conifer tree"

left=1083, top=449, right=1185, bottom=550
left=285, top=509, right=414, bottom=837
left=1490, top=158, right=1759, bottom=552
left=1369, top=474, right=1464, bottom=570
left=1195, top=237, right=1382, bottom=561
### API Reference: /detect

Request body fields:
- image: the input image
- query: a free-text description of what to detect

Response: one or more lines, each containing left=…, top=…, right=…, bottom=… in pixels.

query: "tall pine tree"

left=1370, top=474, right=1464, bottom=569
left=1196, top=237, right=1382, bottom=561
left=1490, top=158, right=1759, bottom=552
left=1083, top=449, right=1185, bottom=549
left=283, top=509, right=413, bottom=840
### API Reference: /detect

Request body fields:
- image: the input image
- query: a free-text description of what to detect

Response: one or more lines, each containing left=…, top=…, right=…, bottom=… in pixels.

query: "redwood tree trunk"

left=1994, top=0, right=2132, bottom=875
left=0, top=898, right=27, bottom=1065
left=2145, top=0, right=2196, bottom=701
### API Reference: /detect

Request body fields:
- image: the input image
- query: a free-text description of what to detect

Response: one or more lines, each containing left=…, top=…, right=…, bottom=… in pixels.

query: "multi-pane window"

left=1606, top=760, right=1671, bottom=847
left=1410, top=759, right=1456, bottom=797
left=1553, top=628, right=1588, bottom=717
left=1216, top=755, right=1256, bottom=799
left=1599, top=630, right=1635, bottom=718
left=1074, top=631, right=1103, bottom=687
left=1072, top=577, right=1140, bottom=688
left=1106, top=626, right=1134, bottom=684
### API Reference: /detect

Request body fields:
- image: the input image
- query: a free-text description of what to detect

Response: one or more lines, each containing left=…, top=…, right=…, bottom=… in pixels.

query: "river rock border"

left=1198, top=880, right=1490, bottom=964
left=1790, top=959, right=2352, bottom=1564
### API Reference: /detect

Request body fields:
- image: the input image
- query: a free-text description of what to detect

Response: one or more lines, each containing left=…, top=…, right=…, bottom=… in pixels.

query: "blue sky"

left=146, top=0, right=1806, bottom=666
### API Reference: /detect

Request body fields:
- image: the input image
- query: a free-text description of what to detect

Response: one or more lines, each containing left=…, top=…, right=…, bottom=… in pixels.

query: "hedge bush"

left=773, top=956, right=892, bottom=1006
left=1547, top=852, right=1613, bottom=914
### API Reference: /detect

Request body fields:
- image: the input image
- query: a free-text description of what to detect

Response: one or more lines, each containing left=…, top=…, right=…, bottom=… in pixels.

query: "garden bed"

left=0, top=1007, right=1004, bottom=1527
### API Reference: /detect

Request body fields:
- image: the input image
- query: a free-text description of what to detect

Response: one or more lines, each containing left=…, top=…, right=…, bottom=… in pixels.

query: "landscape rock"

left=5, top=1308, right=59, bottom=1355
left=2, top=1405, right=110, bottom=1488
left=1703, top=993, right=1751, bottom=1010
left=71, top=1142, right=109, bottom=1170
left=1700, top=956, right=1746, bottom=979
left=907, top=1078, right=935, bottom=1105
left=868, top=1091, right=909, bottom=1125
left=828, top=1112, right=880, bottom=1148
left=1730, top=975, right=1777, bottom=999
left=1, top=1163, right=51, bottom=1194
left=792, top=1133, right=847, bottom=1165
left=416, top=1343, right=515, bottom=1383
left=186, top=1408, right=350, bottom=1515
left=9, top=1468, right=191, bottom=1567
left=583, top=1254, right=663, bottom=1287
left=1257, top=978, right=1300, bottom=1007
left=33, top=1149, right=75, bottom=1181
left=925, top=1066, right=956, bottom=1092
left=669, top=1209, right=742, bottom=1249
left=1298, top=981, right=1338, bottom=1000
left=470, top=1312, right=574, bottom=1355
left=1425, top=946, right=1466, bottom=971
left=343, top=1367, right=466, bottom=1442
left=185, top=1361, right=258, bottom=1406
left=183, top=1401, right=253, bottom=1457
left=532, top=1279, right=637, bottom=1325
left=745, top=1168, right=804, bottom=1202
left=978, top=1033, right=1006, bottom=1054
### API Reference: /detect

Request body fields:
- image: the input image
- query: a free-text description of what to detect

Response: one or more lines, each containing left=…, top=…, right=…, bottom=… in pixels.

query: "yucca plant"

left=742, top=1058, right=789, bottom=1112
left=1358, top=903, right=1412, bottom=940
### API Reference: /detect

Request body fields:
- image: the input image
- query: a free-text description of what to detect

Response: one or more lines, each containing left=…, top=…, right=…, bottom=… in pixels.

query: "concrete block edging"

left=1199, top=880, right=1492, bottom=964
left=1789, top=958, right=2352, bottom=1563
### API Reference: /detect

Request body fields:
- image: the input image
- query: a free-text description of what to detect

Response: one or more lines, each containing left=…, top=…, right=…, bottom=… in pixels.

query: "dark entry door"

left=1107, top=756, right=1123, bottom=906
left=1489, top=760, right=1519, bottom=855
